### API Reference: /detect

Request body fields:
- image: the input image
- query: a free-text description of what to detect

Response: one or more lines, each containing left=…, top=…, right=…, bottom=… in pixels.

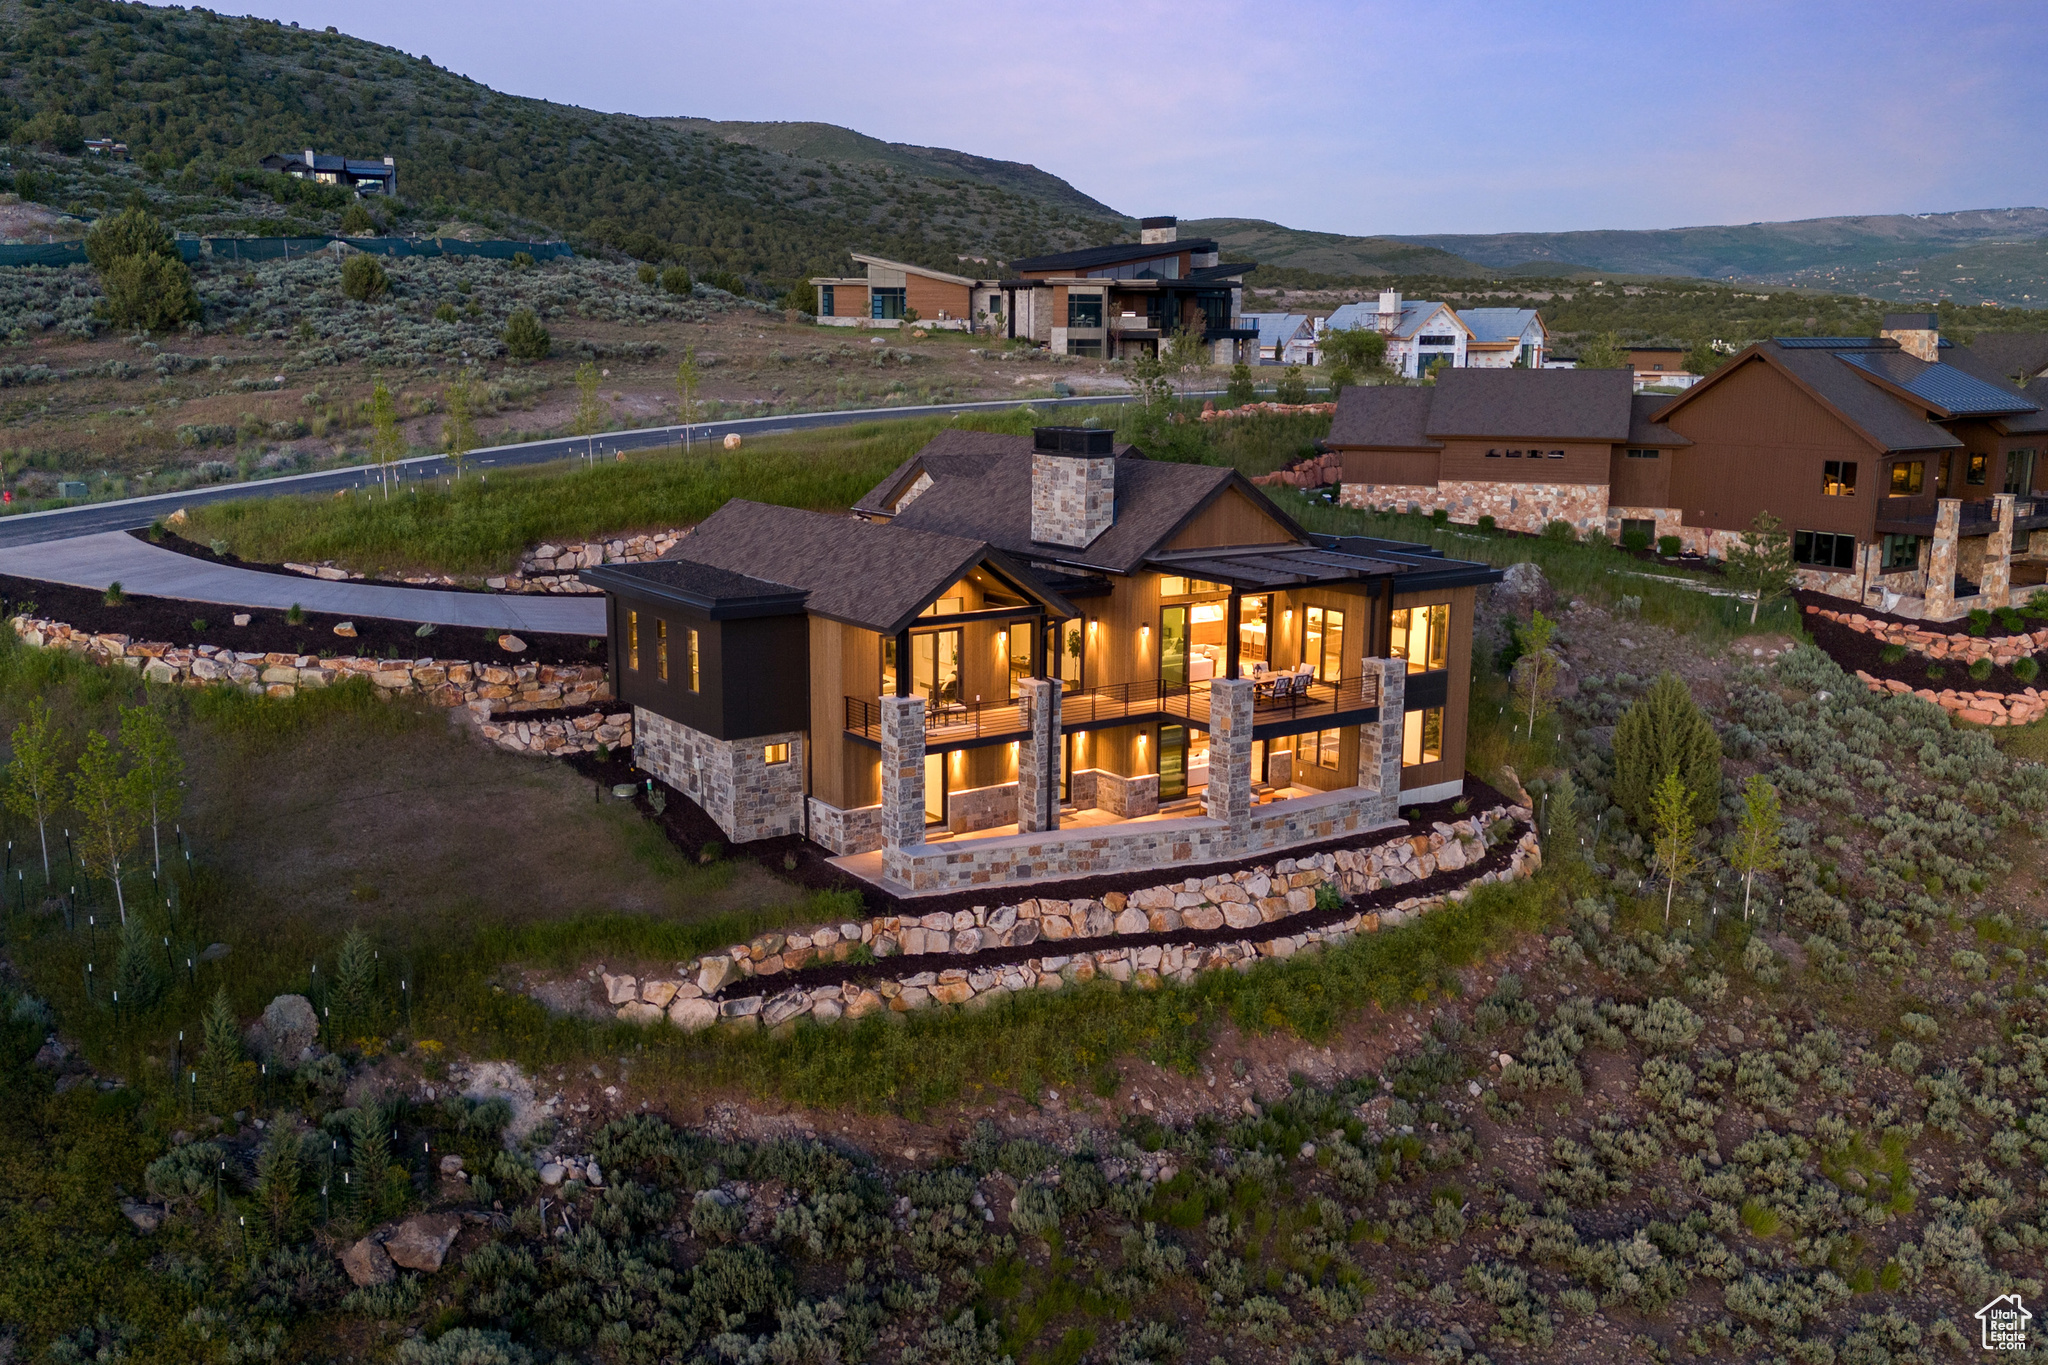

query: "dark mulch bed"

left=134, top=527, right=501, bottom=595
left=1801, top=602, right=2041, bottom=697
left=0, top=574, right=607, bottom=668
left=567, top=745, right=1517, bottom=927
left=1794, top=587, right=2047, bottom=640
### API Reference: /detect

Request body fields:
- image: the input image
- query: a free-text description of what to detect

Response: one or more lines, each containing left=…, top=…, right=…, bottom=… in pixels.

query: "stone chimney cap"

left=1139, top=216, right=1177, bottom=229
left=1882, top=312, right=1939, bottom=331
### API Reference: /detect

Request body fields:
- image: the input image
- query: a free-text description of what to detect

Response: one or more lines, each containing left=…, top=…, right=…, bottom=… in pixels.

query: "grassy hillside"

left=1184, top=216, right=1485, bottom=277
left=0, top=0, right=1126, bottom=283
left=1777, top=234, right=2048, bottom=307
left=1393, top=207, right=2048, bottom=305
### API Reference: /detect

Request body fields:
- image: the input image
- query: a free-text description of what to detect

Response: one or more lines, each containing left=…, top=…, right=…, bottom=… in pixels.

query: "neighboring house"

left=1322, top=293, right=1473, bottom=379
left=1332, top=313, right=2048, bottom=622
left=82, top=138, right=127, bottom=158
left=1244, top=313, right=1316, bottom=365
left=585, top=427, right=1500, bottom=892
left=807, top=254, right=1004, bottom=331
left=1001, top=217, right=1260, bottom=364
left=1949, top=332, right=2048, bottom=388
left=1459, top=308, right=1548, bottom=369
left=260, top=149, right=397, bottom=196
left=1626, top=345, right=1698, bottom=390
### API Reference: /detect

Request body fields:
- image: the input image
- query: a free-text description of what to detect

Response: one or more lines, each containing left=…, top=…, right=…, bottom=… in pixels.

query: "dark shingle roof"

left=579, top=558, right=808, bottom=619
left=860, top=432, right=1289, bottom=576
left=1763, top=344, right=1961, bottom=451
left=653, top=500, right=1054, bottom=634
left=1947, top=333, right=2048, bottom=388
left=2006, top=378, right=2048, bottom=434
left=1009, top=240, right=1218, bottom=273
left=1325, top=387, right=1441, bottom=449
left=1628, top=394, right=1691, bottom=446
left=1424, top=367, right=1636, bottom=441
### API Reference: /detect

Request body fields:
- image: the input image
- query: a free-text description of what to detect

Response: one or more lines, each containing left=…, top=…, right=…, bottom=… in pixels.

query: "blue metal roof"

left=1241, top=313, right=1310, bottom=348
left=1773, top=336, right=1894, bottom=349
left=1325, top=299, right=1454, bottom=340
left=1457, top=307, right=1540, bottom=344
left=1835, top=351, right=2040, bottom=417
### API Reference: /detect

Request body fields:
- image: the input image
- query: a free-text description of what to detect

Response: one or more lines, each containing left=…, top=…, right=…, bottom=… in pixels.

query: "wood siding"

left=1437, top=438, right=1612, bottom=487
left=905, top=273, right=972, bottom=322
left=1162, top=486, right=1298, bottom=551
left=1336, top=447, right=1443, bottom=487
left=1663, top=357, right=1881, bottom=537
left=824, top=283, right=867, bottom=318
left=1609, top=445, right=1671, bottom=506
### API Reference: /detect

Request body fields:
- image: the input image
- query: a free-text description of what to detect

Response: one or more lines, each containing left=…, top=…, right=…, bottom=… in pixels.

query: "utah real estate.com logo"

left=1978, top=1294, right=2031, bottom=1352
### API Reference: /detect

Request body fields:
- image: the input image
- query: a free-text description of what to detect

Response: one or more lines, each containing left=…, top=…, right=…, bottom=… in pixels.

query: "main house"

left=807, top=254, right=1006, bottom=331
left=1332, top=314, right=2048, bottom=621
left=1000, top=218, right=1260, bottom=364
left=1321, top=295, right=1548, bottom=378
left=586, top=429, right=1499, bottom=892
left=260, top=149, right=397, bottom=196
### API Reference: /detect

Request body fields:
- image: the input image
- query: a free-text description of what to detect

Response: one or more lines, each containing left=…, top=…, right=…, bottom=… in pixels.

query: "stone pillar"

left=1202, top=678, right=1254, bottom=841
left=1985, top=493, right=2016, bottom=607
left=1016, top=677, right=1061, bottom=834
left=1925, top=499, right=1961, bottom=619
left=879, top=694, right=926, bottom=856
left=1361, top=657, right=1407, bottom=810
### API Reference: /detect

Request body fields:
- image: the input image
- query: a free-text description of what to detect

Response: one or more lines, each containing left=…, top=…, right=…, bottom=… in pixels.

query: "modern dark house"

left=1331, top=314, right=2048, bottom=621
left=1000, top=218, right=1260, bottom=364
left=260, top=149, right=398, bottom=196
left=586, top=429, right=1500, bottom=892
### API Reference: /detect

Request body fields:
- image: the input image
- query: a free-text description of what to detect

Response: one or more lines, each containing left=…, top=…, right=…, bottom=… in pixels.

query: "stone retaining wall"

left=487, top=530, right=688, bottom=594
left=1339, top=480, right=1609, bottom=535
left=1852, top=670, right=2045, bottom=727
left=1810, top=604, right=2048, bottom=666
left=596, top=804, right=1535, bottom=1030
left=10, top=615, right=628, bottom=754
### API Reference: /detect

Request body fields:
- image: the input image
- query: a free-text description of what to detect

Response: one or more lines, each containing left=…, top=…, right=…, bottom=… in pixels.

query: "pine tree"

left=1724, top=511, right=1796, bottom=625
left=1729, top=774, right=1784, bottom=921
left=348, top=1102, right=403, bottom=1221
left=196, top=986, right=252, bottom=1115
left=1612, top=673, right=1723, bottom=828
left=1226, top=361, right=1255, bottom=406
left=331, top=928, right=377, bottom=1041
left=252, top=1124, right=307, bottom=1245
left=6, top=696, right=64, bottom=878
left=118, top=704, right=182, bottom=876
left=112, top=913, right=167, bottom=1011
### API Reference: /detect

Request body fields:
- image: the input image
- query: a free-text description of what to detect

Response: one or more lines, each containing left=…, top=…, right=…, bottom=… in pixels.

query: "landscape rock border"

left=589, top=804, right=1538, bottom=1031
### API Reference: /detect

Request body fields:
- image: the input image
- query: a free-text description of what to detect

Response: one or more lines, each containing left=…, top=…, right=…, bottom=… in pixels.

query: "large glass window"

left=687, top=628, right=700, bottom=692
left=1159, top=724, right=1187, bottom=800
left=1066, top=294, right=1103, bottom=327
left=1238, top=595, right=1271, bottom=673
left=1068, top=338, right=1103, bottom=358
left=657, top=619, right=669, bottom=682
left=1188, top=600, right=1227, bottom=681
left=870, top=287, right=906, bottom=320
left=1304, top=606, right=1345, bottom=681
left=1890, top=461, right=1925, bottom=495
left=627, top=610, right=639, bottom=672
left=1006, top=626, right=1032, bottom=700
left=1968, top=452, right=1990, bottom=486
left=1057, top=619, right=1084, bottom=692
left=1389, top=604, right=1449, bottom=674
left=1882, top=534, right=1920, bottom=571
left=1792, top=530, right=1856, bottom=570
left=1402, top=707, right=1444, bottom=766
left=1823, top=460, right=1857, bottom=496
left=1160, top=606, right=1189, bottom=689
left=2007, top=448, right=2039, bottom=496
left=819, top=285, right=835, bottom=316
left=882, top=630, right=963, bottom=705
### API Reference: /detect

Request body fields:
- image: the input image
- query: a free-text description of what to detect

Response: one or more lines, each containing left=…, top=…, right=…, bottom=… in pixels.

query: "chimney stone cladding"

left=1881, top=325, right=1941, bottom=363
left=1031, top=452, right=1116, bottom=548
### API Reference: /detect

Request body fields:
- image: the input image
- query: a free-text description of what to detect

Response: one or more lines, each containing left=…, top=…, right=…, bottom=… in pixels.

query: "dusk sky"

left=213, top=0, right=2045, bottom=237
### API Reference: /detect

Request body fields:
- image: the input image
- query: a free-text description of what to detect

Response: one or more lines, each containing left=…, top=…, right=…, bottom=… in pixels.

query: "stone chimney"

left=1377, top=290, right=1402, bottom=331
left=1030, top=427, right=1117, bottom=548
left=1881, top=311, right=1940, bottom=363
left=1139, top=215, right=1178, bottom=245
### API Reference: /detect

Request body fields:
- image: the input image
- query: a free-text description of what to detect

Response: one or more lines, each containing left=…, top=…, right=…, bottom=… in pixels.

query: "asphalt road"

left=0, top=392, right=1144, bottom=549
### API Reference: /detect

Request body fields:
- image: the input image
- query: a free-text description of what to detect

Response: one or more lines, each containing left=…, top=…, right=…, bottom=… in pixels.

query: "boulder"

left=1222, top=901, right=1263, bottom=931
left=584, top=1161, right=603, bottom=1188
left=119, top=1198, right=161, bottom=1234
left=1114, top=907, right=1149, bottom=935
left=438, top=1154, right=466, bottom=1178
left=669, top=997, right=718, bottom=1031
left=640, top=979, right=679, bottom=1008
left=539, top=1162, right=566, bottom=1186
left=384, top=1213, right=462, bottom=1273
left=332, top=622, right=358, bottom=638
left=602, top=973, right=639, bottom=1005
left=249, top=994, right=319, bottom=1063
left=931, top=980, right=975, bottom=1006
left=340, top=1235, right=395, bottom=1287
left=498, top=635, right=527, bottom=653
left=1182, top=904, right=1225, bottom=932
left=618, top=1001, right=663, bottom=1025
left=696, top=957, right=738, bottom=994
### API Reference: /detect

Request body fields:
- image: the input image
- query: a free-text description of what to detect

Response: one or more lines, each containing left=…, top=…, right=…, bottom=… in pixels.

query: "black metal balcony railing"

left=845, top=672, right=1383, bottom=745
left=843, top=695, right=1029, bottom=746
left=1877, top=495, right=2043, bottom=533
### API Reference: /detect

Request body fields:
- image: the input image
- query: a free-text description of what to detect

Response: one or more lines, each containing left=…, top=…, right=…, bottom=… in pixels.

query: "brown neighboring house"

left=1332, top=313, right=2048, bottom=621
left=586, top=429, right=1500, bottom=894
left=807, top=254, right=1005, bottom=331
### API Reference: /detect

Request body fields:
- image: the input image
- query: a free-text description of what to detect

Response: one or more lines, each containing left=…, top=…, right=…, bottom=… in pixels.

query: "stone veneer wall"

left=1031, top=452, right=1116, bottom=548
left=593, top=803, right=1537, bottom=1030
left=808, top=799, right=883, bottom=856
left=632, top=708, right=805, bottom=842
left=1093, top=771, right=1159, bottom=818
left=947, top=782, right=1018, bottom=835
left=489, top=530, right=689, bottom=593
left=1339, top=480, right=1610, bottom=535
left=9, top=616, right=626, bottom=754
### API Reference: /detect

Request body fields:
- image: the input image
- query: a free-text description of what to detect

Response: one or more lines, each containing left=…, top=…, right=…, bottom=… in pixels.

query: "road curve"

left=0, top=393, right=1143, bottom=550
